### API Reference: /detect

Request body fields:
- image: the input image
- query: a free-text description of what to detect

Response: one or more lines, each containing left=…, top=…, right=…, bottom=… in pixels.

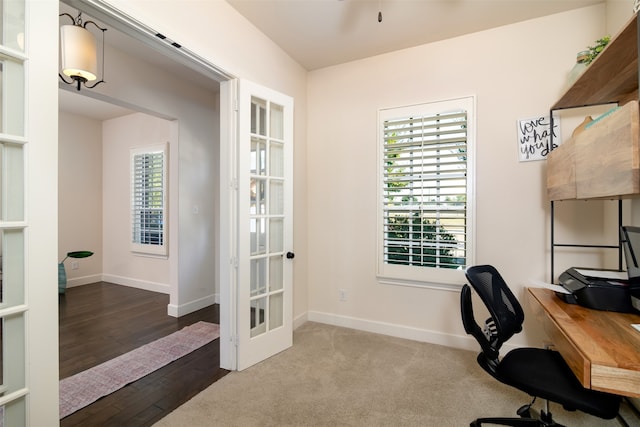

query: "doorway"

left=58, top=0, right=224, bottom=313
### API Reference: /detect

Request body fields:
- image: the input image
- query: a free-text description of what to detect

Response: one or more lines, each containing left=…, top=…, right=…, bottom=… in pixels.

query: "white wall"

left=58, top=111, right=103, bottom=286
left=305, top=4, right=626, bottom=349
left=102, top=112, right=173, bottom=292
left=59, top=109, right=178, bottom=293
left=607, top=0, right=633, bottom=33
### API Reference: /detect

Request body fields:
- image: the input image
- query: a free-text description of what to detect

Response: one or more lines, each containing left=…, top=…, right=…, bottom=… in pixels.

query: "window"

left=130, top=143, right=168, bottom=256
left=377, top=97, right=474, bottom=287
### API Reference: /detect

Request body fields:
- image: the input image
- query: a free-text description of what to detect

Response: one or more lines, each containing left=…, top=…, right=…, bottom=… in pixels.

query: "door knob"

left=286, top=252, right=295, bottom=259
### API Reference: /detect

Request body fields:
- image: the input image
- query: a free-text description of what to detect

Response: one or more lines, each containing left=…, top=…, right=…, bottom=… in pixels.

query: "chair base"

left=470, top=409, right=565, bottom=427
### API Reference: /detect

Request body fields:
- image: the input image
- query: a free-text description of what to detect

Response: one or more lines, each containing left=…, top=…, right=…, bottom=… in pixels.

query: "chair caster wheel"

left=517, top=404, right=532, bottom=418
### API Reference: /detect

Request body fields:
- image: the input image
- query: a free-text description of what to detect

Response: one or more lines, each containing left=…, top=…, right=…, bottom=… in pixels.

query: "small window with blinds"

left=130, top=143, right=168, bottom=256
left=377, top=97, right=474, bottom=287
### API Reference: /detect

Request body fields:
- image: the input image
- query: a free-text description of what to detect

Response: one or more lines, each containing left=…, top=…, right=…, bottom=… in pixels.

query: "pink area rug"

left=59, top=321, right=220, bottom=419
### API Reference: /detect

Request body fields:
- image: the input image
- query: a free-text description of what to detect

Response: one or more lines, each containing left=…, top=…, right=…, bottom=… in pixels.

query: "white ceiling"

left=59, top=88, right=134, bottom=121
left=226, top=0, right=602, bottom=70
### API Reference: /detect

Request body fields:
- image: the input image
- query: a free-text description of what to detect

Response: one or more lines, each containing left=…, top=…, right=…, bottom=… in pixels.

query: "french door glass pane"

left=269, top=181, right=283, bottom=215
left=250, top=297, right=266, bottom=337
left=2, top=143, right=24, bottom=221
left=1, top=0, right=25, bottom=52
left=1, top=59, right=25, bottom=136
left=269, top=103, right=283, bottom=139
left=269, top=218, right=283, bottom=252
left=269, top=292, right=283, bottom=329
left=269, top=255, right=283, bottom=292
left=3, top=314, right=25, bottom=394
left=249, top=218, right=266, bottom=255
left=251, top=97, right=266, bottom=136
left=250, top=257, right=266, bottom=297
left=250, top=137, right=266, bottom=175
left=270, top=143, right=283, bottom=178
left=2, top=396, right=25, bottom=427
left=250, top=178, right=265, bottom=215
left=2, top=229, right=24, bottom=307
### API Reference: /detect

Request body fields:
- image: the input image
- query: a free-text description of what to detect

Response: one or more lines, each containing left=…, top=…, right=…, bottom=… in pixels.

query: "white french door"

left=236, top=80, right=293, bottom=370
left=1, top=0, right=60, bottom=424
left=0, top=0, right=28, bottom=423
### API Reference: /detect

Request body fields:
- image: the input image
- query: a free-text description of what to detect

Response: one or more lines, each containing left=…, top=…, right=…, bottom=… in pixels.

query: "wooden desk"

left=528, top=287, right=640, bottom=397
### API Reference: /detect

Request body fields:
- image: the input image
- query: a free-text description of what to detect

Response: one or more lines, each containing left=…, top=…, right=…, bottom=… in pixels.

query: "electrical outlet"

left=71, top=261, right=79, bottom=270
left=339, top=289, right=348, bottom=301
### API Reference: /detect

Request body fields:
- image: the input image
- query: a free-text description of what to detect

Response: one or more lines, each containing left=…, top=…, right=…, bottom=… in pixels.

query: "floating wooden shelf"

left=552, top=13, right=638, bottom=110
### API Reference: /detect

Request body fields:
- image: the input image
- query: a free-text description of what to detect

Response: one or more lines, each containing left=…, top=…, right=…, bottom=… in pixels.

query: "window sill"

left=131, top=251, right=169, bottom=260
left=376, top=275, right=464, bottom=292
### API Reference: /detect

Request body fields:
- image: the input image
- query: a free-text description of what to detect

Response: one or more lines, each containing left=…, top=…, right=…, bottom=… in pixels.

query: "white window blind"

left=378, top=97, right=474, bottom=286
left=130, top=143, right=168, bottom=256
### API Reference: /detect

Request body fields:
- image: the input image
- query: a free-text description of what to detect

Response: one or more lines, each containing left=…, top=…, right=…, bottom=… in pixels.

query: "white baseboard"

left=307, top=310, right=518, bottom=353
left=168, top=294, right=217, bottom=318
left=293, top=312, right=308, bottom=330
left=65, top=274, right=103, bottom=289
left=101, top=274, right=170, bottom=294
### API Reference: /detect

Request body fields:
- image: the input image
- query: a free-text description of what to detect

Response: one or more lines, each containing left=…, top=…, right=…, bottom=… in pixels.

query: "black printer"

left=556, top=225, right=640, bottom=313
left=557, top=267, right=635, bottom=313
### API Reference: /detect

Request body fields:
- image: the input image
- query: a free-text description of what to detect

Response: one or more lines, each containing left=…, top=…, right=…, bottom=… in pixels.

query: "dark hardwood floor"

left=59, top=282, right=229, bottom=426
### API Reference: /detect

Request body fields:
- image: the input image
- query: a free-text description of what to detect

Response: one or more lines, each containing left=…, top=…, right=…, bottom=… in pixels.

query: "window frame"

left=376, top=96, right=476, bottom=289
left=130, top=142, right=168, bottom=257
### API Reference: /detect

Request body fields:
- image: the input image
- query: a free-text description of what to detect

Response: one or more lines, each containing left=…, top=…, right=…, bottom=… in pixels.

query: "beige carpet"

left=154, top=322, right=636, bottom=426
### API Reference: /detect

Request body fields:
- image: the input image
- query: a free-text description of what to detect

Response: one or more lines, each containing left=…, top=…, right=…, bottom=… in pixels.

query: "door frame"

left=24, top=1, right=61, bottom=423
left=219, top=79, right=238, bottom=370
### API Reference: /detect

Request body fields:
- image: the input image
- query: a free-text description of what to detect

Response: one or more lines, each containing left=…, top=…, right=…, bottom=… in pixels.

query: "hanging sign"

left=517, top=115, right=561, bottom=162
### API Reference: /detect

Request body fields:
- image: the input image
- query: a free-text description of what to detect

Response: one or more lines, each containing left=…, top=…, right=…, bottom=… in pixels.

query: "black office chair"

left=461, top=264, right=621, bottom=426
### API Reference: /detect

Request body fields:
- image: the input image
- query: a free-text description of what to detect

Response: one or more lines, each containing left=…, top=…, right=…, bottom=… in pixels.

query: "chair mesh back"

left=465, top=265, right=524, bottom=344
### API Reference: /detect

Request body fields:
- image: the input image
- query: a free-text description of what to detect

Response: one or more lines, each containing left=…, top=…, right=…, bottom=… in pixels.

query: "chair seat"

left=495, top=347, right=621, bottom=420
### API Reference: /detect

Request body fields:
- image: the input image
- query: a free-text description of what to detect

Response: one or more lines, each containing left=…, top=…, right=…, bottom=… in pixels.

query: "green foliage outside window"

left=385, top=213, right=463, bottom=268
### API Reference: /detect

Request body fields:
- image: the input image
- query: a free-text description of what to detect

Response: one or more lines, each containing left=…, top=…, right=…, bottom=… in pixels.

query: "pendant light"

left=59, top=12, right=107, bottom=91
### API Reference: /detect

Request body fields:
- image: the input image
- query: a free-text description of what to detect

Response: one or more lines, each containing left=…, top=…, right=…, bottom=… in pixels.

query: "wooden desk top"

left=528, top=287, right=640, bottom=397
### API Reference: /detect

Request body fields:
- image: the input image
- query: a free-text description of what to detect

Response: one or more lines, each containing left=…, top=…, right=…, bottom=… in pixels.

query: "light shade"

left=60, top=24, right=97, bottom=82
